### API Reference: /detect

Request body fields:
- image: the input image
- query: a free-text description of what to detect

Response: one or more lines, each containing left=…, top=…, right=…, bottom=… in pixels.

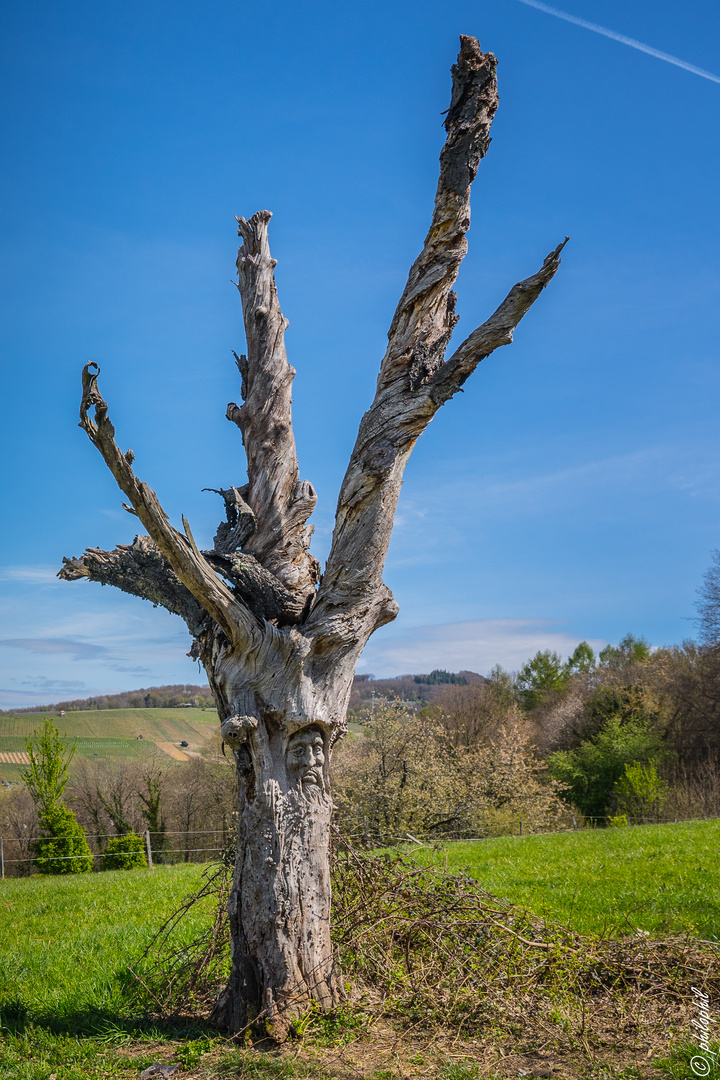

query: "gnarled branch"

left=58, top=535, right=208, bottom=637
left=380, top=36, right=498, bottom=392
left=204, top=486, right=257, bottom=554
left=227, top=212, right=320, bottom=598
left=204, top=551, right=307, bottom=626
left=309, top=36, right=566, bottom=650
left=76, top=363, right=263, bottom=650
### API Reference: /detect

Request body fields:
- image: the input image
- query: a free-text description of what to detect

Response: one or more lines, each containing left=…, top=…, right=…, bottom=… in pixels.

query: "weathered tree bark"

left=59, top=36, right=566, bottom=1039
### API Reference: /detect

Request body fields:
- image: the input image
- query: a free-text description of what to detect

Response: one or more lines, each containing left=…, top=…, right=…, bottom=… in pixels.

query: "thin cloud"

left=0, top=687, right=54, bottom=698
left=21, top=677, right=87, bottom=692
left=516, top=0, right=720, bottom=85
left=358, top=618, right=607, bottom=677
left=0, top=638, right=108, bottom=661
left=0, top=566, right=61, bottom=584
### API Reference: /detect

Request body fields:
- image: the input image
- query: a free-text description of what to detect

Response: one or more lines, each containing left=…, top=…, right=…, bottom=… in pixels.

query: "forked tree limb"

left=227, top=212, right=320, bottom=598
left=309, top=37, right=567, bottom=650
left=75, top=363, right=263, bottom=649
left=428, top=236, right=569, bottom=406
left=58, top=536, right=208, bottom=636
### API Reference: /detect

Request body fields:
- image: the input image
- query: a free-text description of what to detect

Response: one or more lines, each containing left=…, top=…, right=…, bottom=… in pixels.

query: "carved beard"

left=288, top=767, right=328, bottom=805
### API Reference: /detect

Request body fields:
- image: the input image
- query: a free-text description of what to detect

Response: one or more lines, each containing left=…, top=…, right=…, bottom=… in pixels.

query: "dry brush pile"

left=131, top=837, right=720, bottom=1067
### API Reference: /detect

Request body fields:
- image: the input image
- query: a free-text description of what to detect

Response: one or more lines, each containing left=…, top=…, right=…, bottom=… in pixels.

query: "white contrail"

left=516, top=0, right=720, bottom=85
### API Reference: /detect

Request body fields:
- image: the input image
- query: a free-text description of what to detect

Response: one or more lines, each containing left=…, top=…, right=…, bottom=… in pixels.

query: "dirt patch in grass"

left=109, top=1017, right=690, bottom=1080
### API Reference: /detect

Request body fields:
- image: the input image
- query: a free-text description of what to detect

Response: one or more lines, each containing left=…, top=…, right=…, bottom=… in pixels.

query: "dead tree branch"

left=227, top=212, right=320, bottom=598
left=429, top=237, right=569, bottom=406
left=58, top=536, right=208, bottom=636
left=309, top=37, right=566, bottom=651
left=75, top=363, right=262, bottom=650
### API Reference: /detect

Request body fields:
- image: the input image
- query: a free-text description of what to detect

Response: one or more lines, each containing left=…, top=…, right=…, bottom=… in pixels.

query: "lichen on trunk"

left=59, top=35, right=566, bottom=1038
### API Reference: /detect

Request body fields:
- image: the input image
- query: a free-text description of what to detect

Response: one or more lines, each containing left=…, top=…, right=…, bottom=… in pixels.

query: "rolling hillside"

left=0, top=707, right=219, bottom=782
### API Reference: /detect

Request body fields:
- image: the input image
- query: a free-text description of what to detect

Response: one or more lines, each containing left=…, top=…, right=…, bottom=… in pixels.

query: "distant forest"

left=1, top=671, right=484, bottom=715
left=0, top=684, right=215, bottom=714
left=348, top=670, right=485, bottom=711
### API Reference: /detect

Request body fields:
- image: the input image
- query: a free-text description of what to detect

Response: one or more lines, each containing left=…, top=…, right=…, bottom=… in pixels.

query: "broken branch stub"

left=58, top=537, right=208, bottom=637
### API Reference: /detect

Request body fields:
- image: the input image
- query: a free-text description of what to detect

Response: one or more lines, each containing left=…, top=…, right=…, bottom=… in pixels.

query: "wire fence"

left=0, top=827, right=231, bottom=878
left=1, top=812, right=712, bottom=878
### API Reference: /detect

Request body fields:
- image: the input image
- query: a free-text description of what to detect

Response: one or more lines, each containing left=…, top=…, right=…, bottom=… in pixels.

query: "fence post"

left=145, top=830, right=154, bottom=870
left=0, top=837, right=4, bottom=879
left=572, top=814, right=578, bottom=831
left=519, top=821, right=523, bottom=836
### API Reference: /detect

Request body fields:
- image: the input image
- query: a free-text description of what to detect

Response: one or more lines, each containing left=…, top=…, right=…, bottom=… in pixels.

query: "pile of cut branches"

left=331, top=836, right=720, bottom=1059
left=131, top=836, right=720, bottom=1061
left=128, top=851, right=233, bottom=1017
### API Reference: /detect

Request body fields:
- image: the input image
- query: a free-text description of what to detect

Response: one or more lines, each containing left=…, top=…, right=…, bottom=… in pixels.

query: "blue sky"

left=1, top=0, right=719, bottom=707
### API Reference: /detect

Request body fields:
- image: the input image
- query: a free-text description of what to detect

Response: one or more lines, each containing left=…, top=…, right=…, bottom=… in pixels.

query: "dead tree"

left=59, top=36, right=566, bottom=1038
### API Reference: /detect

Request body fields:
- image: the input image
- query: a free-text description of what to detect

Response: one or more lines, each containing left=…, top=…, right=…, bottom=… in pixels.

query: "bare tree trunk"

left=214, top=719, right=336, bottom=1034
left=59, top=36, right=566, bottom=1039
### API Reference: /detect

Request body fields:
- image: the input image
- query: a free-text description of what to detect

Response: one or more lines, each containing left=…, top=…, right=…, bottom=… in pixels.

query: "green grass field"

left=0, top=863, right=211, bottom=1027
left=1, top=823, right=716, bottom=1078
left=407, top=818, right=720, bottom=939
left=2, top=820, right=716, bottom=1019
left=0, top=863, right=220, bottom=1080
left=0, top=707, right=217, bottom=740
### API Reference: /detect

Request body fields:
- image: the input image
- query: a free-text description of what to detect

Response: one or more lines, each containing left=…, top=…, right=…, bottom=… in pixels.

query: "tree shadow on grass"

left=2, top=994, right=217, bottom=1042
left=28, top=1008, right=217, bottom=1040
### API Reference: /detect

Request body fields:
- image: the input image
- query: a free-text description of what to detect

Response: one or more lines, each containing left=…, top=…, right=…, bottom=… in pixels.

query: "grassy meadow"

left=0, top=863, right=216, bottom=1079
left=1, top=822, right=718, bottom=1078
left=406, top=818, right=720, bottom=939
left=0, top=864, right=213, bottom=1026
left=6, top=820, right=718, bottom=1027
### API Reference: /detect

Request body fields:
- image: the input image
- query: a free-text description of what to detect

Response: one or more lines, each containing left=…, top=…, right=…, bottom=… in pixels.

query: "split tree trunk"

left=59, top=36, right=566, bottom=1039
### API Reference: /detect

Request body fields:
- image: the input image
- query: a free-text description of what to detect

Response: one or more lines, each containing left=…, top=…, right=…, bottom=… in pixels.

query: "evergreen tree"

left=21, top=720, right=93, bottom=874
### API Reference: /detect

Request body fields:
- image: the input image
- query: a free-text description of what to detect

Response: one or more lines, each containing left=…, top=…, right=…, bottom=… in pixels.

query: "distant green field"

left=407, top=818, right=720, bottom=939
left=0, top=707, right=217, bottom=740
left=0, top=708, right=221, bottom=782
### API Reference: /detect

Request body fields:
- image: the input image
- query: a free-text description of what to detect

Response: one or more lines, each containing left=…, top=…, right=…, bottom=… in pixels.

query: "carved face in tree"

left=286, top=727, right=325, bottom=790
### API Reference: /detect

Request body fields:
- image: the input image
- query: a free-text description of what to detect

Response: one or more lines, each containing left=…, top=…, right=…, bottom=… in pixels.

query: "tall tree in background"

left=22, top=720, right=93, bottom=874
left=697, top=550, right=720, bottom=645
left=59, top=37, right=566, bottom=1037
